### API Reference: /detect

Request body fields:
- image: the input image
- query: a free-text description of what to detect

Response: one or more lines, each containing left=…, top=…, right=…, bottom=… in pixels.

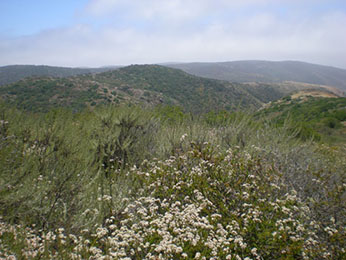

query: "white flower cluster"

left=0, top=146, right=344, bottom=259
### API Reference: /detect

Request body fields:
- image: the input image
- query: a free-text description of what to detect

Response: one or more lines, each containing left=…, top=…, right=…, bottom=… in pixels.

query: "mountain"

left=0, top=64, right=315, bottom=113
left=166, top=60, right=346, bottom=92
left=0, top=65, right=119, bottom=86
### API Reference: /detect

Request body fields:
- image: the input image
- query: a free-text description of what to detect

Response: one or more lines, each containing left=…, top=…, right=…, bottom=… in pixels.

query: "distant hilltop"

left=0, top=65, right=119, bottom=86
left=166, top=60, right=346, bottom=92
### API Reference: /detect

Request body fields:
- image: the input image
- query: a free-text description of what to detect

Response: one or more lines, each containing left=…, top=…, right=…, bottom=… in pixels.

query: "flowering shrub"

left=1, top=142, right=344, bottom=259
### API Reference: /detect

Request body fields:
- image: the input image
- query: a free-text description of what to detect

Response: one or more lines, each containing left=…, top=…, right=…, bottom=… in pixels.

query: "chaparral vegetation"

left=0, top=100, right=345, bottom=259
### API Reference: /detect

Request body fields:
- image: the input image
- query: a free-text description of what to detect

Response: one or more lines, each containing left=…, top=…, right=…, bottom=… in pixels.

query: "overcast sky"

left=1, top=0, right=346, bottom=68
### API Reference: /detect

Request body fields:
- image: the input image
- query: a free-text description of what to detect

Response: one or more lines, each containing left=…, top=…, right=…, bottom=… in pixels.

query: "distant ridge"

left=166, top=60, right=346, bottom=92
left=0, top=65, right=119, bottom=86
left=2, top=61, right=346, bottom=93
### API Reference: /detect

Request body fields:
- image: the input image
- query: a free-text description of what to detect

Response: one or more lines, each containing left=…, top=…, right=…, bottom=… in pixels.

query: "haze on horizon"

left=1, top=0, right=346, bottom=69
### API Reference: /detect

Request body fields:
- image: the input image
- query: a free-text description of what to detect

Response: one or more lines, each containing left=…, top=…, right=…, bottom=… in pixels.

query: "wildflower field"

left=0, top=103, right=345, bottom=259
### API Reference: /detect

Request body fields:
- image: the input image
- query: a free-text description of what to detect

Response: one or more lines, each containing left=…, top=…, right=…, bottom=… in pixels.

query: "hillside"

left=3, top=60, right=346, bottom=93
left=257, top=91, right=346, bottom=143
left=89, top=65, right=267, bottom=112
left=0, top=65, right=117, bottom=86
left=167, top=60, right=346, bottom=92
left=0, top=64, right=306, bottom=113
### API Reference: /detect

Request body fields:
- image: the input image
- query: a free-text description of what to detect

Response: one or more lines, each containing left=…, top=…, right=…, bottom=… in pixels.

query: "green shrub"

left=0, top=103, right=344, bottom=259
left=322, top=117, right=341, bottom=129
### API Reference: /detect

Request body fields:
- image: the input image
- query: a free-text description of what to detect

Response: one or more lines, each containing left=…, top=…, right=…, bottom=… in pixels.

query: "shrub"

left=0, top=103, right=344, bottom=259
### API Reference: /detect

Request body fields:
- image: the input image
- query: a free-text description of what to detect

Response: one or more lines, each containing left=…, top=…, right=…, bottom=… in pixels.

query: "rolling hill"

left=167, top=60, right=346, bottom=92
left=3, top=60, right=346, bottom=94
left=0, top=64, right=310, bottom=113
left=0, top=65, right=118, bottom=86
left=1, top=64, right=344, bottom=113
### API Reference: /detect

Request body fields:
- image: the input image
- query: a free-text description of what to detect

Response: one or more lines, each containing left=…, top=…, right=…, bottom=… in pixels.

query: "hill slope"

left=0, top=65, right=285, bottom=113
left=258, top=92, right=346, bottom=143
left=2, top=64, right=342, bottom=113
left=167, top=60, right=346, bottom=91
left=0, top=65, right=118, bottom=86
left=89, top=65, right=267, bottom=112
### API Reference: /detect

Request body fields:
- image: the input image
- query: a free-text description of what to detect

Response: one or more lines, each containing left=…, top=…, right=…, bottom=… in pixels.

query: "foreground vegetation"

left=0, top=103, right=345, bottom=259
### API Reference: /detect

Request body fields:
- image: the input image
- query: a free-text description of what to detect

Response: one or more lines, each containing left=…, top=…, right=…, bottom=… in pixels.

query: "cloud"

left=82, top=0, right=331, bottom=21
left=82, top=0, right=320, bottom=17
left=1, top=0, right=346, bottom=68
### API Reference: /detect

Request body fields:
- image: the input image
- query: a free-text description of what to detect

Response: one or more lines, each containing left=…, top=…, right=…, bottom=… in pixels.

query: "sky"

left=1, top=0, right=346, bottom=68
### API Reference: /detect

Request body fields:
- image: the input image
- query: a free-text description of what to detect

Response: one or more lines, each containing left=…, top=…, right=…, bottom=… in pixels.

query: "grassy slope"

left=257, top=93, right=346, bottom=143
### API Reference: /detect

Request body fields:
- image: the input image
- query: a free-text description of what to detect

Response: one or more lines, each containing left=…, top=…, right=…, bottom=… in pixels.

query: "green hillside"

left=167, top=60, right=346, bottom=92
left=0, top=77, right=107, bottom=112
left=258, top=93, right=346, bottom=143
left=89, top=64, right=264, bottom=112
left=0, top=65, right=300, bottom=113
